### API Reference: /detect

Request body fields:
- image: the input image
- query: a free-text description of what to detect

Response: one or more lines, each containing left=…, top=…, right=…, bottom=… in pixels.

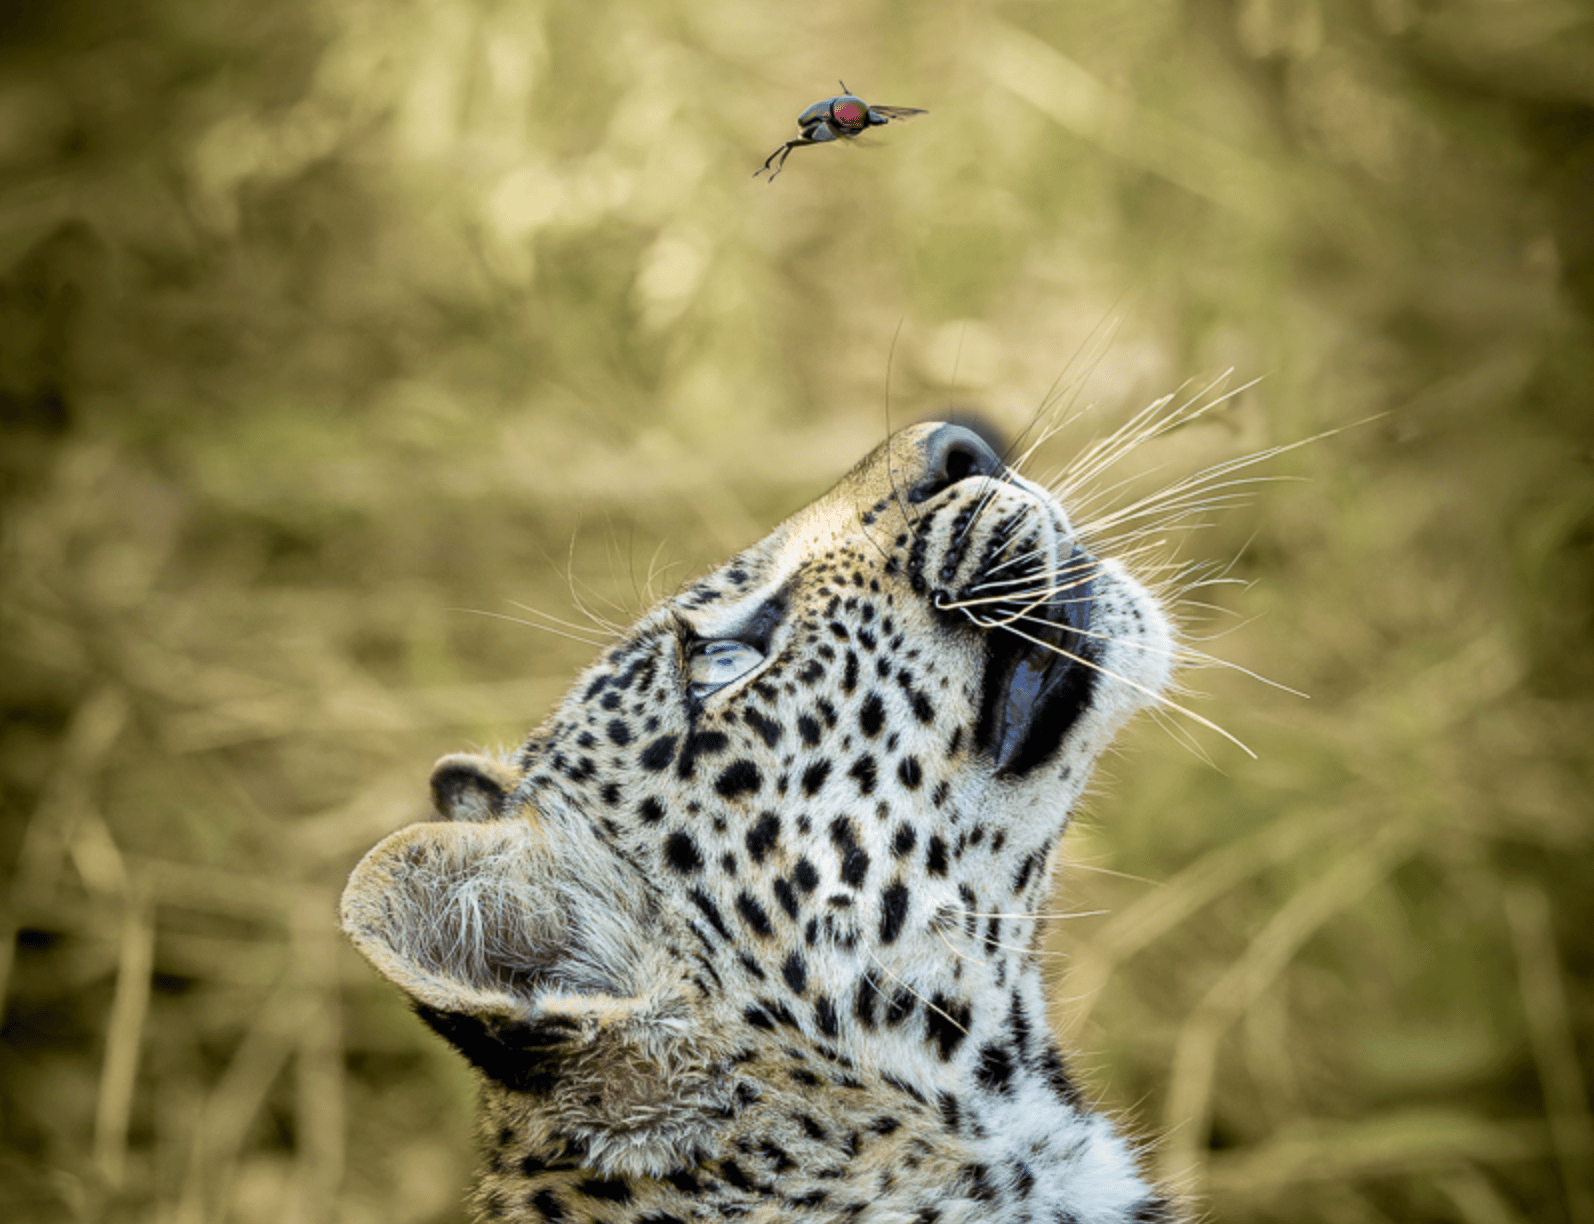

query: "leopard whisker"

left=1054, top=372, right=1259, bottom=503
left=506, top=601, right=623, bottom=643
left=1078, top=476, right=1287, bottom=541
left=562, top=531, right=629, bottom=634
left=1003, top=312, right=1121, bottom=476
left=456, top=607, right=613, bottom=649
left=1147, top=704, right=1221, bottom=769
left=1049, top=400, right=1181, bottom=511
left=950, top=909, right=1111, bottom=922
left=1056, top=861, right=1162, bottom=885
left=976, top=540, right=1104, bottom=581
left=936, top=925, right=990, bottom=967
left=966, top=557, right=1116, bottom=604
left=865, top=952, right=969, bottom=1035
left=984, top=605, right=1291, bottom=696
left=943, top=588, right=1099, bottom=613
left=1051, top=375, right=1234, bottom=505
left=639, top=539, right=681, bottom=606
left=881, top=318, right=925, bottom=545
left=1074, top=411, right=1378, bottom=552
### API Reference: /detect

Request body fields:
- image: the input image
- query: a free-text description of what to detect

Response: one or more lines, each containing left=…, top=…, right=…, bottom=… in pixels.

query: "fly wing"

left=866, top=105, right=928, bottom=125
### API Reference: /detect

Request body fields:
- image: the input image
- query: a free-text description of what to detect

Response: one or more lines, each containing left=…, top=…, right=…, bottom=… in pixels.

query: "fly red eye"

left=833, top=99, right=867, bottom=128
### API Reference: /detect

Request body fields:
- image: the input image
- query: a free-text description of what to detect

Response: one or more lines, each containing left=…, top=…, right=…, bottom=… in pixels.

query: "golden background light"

left=1, top=0, right=1590, bottom=1221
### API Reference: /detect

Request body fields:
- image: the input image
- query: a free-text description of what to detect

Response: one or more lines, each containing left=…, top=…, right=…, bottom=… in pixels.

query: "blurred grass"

left=2, top=0, right=1591, bottom=1221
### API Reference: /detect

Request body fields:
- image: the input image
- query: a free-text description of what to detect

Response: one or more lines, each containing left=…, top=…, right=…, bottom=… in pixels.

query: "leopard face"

left=343, top=423, right=1178, bottom=1223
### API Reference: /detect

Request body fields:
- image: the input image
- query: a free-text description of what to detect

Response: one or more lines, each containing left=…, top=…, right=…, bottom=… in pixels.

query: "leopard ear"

left=340, top=819, right=567, bottom=1039
left=341, top=817, right=733, bottom=1174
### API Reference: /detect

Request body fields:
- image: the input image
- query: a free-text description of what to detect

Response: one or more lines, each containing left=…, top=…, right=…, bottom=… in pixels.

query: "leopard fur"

left=342, top=423, right=1179, bottom=1223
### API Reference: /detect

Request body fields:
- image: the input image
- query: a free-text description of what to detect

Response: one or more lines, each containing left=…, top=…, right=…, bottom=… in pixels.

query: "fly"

left=753, top=81, right=927, bottom=182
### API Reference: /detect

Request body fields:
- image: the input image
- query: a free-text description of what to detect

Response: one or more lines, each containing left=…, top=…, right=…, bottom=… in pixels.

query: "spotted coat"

left=343, top=423, right=1180, bottom=1223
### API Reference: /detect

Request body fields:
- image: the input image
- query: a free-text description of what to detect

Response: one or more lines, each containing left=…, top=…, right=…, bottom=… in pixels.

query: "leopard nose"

left=909, top=424, right=1006, bottom=503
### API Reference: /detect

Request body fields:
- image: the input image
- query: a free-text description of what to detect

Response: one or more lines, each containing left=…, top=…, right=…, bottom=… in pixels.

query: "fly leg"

left=754, top=137, right=813, bottom=181
left=753, top=122, right=837, bottom=181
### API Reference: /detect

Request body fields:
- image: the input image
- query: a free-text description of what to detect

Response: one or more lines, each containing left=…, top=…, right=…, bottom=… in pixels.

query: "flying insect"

left=753, top=82, right=927, bottom=182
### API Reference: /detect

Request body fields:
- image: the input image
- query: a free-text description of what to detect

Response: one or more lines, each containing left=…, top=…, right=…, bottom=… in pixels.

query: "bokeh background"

left=2, top=0, right=1591, bottom=1221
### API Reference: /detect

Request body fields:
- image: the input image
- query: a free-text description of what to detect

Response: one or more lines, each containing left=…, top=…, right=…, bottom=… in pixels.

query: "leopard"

left=341, top=421, right=1182, bottom=1223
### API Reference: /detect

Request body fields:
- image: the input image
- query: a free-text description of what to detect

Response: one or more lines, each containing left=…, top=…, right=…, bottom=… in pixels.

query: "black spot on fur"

left=797, top=714, right=822, bottom=745
left=848, top=755, right=877, bottom=796
left=664, top=1169, right=702, bottom=1194
left=801, top=760, right=831, bottom=797
left=830, top=818, right=870, bottom=887
left=975, top=1042, right=1015, bottom=1094
left=1040, top=1044, right=1084, bottom=1107
left=678, top=730, right=729, bottom=779
left=781, top=951, right=808, bottom=995
left=689, top=888, right=733, bottom=941
left=606, top=719, right=631, bottom=747
left=1008, top=993, right=1032, bottom=1057
left=854, top=973, right=880, bottom=1029
left=639, top=736, right=676, bottom=771
left=716, top=759, right=761, bottom=799
left=736, top=892, right=775, bottom=937
left=757, top=1142, right=797, bottom=1176
left=926, top=835, right=949, bottom=877
left=814, top=994, right=839, bottom=1037
left=879, top=882, right=909, bottom=944
left=637, top=796, right=665, bottom=824
left=531, top=1188, right=567, bottom=1221
left=663, top=832, right=703, bottom=874
left=926, top=994, right=972, bottom=1060
left=1012, top=850, right=1042, bottom=894
left=745, top=812, right=780, bottom=862
left=858, top=692, right=885, bottom=737
left=773, top=877, right=800, bottom=919
left=960, top=1163, right=997, bottom=1202
left=794, top=858, right=819, bottom=892
left=897, top=756, right=922, bottom=790
left=885, top=987, right=916, bottom=1027
left=744, top=707, right=782, bottom=747
left=576, top=1178, right=633, bottom=1203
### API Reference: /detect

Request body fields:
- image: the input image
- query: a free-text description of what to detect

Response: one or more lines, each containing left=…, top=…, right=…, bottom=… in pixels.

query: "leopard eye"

left=688, top=640, right=763, bottom=699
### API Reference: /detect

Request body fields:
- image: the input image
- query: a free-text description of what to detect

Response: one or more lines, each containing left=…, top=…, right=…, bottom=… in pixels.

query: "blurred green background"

left=2, top=0, right=1591, bottom=1221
